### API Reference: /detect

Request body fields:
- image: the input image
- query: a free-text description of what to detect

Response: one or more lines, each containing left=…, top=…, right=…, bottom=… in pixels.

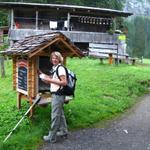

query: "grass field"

left=0, top=57, right=150, bottom=150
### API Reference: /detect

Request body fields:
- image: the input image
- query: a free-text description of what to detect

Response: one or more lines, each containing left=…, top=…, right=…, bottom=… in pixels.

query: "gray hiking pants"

left=49, top=94, right=68, bottom=142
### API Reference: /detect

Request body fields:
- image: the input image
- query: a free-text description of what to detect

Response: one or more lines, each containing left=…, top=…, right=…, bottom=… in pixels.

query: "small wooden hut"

left=1, top=32, right=84, bottom=116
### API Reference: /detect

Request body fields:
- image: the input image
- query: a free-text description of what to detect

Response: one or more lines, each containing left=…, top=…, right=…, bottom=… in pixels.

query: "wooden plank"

left=89, top=48, right=117, bottom=54
left=89, top=52, right=108, bottom=58
left=89, top=52, right=127, bottom=59
left=89, top=43, right=118, bottom=49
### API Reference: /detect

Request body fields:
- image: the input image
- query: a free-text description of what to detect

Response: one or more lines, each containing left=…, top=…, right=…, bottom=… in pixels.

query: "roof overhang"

left=0, top=2, right=133, bottom=17
left=0, top=32, right=84, bottom=58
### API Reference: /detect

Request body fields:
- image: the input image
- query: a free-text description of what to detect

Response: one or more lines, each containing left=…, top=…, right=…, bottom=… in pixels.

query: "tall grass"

left=0, top=58, right=150, bottom=150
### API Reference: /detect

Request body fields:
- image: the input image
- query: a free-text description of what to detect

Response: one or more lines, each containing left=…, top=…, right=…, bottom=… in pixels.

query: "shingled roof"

left=1, top=32, right=84, bottom=58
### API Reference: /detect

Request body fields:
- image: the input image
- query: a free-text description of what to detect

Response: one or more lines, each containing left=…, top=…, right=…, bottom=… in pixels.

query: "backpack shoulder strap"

left=55, top=64, right=68, bottom=80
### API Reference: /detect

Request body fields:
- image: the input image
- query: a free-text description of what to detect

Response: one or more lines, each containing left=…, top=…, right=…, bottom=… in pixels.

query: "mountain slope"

left=124, top=0, right=150, bottom=16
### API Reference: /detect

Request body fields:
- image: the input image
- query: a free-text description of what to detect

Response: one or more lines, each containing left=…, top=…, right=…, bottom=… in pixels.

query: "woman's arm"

left=42, top=75, right=67, bottom=86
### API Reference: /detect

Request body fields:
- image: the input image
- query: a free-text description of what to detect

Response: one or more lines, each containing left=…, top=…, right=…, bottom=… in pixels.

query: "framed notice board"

left=17, top=59, right=28, bottom=95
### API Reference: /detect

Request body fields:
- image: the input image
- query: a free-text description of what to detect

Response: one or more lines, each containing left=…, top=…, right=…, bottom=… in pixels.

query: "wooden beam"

left=55, top=41, right=74, bottom=56
left=28, top=38, right=59, bottom=58
left=59, top=38, right=81, bottom=57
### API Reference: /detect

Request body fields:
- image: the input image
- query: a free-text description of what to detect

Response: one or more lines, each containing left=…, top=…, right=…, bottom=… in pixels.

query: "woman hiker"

left=39, top=51, right=68, bottom=143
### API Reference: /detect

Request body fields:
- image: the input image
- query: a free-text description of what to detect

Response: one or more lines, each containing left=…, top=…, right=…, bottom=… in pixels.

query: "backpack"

left=55, top=65, right=77, bottom=97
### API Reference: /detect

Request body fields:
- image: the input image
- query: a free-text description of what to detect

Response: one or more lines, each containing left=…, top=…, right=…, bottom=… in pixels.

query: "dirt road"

left=39, top=94, right=150, bottom=150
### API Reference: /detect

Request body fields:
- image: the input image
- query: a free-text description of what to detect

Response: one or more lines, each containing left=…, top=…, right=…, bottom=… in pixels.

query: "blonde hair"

left=50, top=51, right=64, bottom=64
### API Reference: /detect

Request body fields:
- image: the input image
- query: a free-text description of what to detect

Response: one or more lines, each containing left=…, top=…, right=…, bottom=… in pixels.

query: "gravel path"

left=39, top=94, right=150, bottom=150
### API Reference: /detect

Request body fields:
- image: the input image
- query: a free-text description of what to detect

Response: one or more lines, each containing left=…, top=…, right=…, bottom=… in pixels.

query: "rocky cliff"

left=124, top=0, right=150, bottom=16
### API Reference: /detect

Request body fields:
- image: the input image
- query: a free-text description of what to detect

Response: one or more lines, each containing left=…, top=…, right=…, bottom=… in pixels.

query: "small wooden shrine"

left=1, top=32, right=84, bottom=115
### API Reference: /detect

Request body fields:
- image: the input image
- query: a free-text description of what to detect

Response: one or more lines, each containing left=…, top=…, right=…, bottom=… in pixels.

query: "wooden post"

left=67, top=12, right=70, bottom=31
left=125, top=56, right=129, bottom=64
left=99, top=58, right=103, bottom=64
left=29, top=97, right=33, bottom=117
left=116, top=43, right=119, bottom=65
left=12, top=57, right=17, bottom=90
left=0, top=56, right=5, bottom=78
left=10, top=9, right=14, bottom=30
left=10, top=8, right=14, bottom=47
left=31, top=56, right=37, bottom=98
left=17, top=92, right=22, bottom=109
left=132, top=59, right=136, bottom=65
left=113, top=18, right=116, bottom=31
left=28, top=58, right=34, bottom=116
left=35, top=10, right=38, bottom=30
left=108, top=54, right=113, bottom=64
left=63, top=56, right=67, bottom=66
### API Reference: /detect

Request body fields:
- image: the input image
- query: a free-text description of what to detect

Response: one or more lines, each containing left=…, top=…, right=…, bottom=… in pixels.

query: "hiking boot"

left=43, top=132, right=56, bottom=143
left=43, top=133, right=50, bottom=142
left=56, top=131, right=68, bottom=138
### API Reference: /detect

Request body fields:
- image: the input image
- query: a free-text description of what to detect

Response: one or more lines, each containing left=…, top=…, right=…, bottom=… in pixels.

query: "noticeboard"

left=17, top=59, right=28, bottom=95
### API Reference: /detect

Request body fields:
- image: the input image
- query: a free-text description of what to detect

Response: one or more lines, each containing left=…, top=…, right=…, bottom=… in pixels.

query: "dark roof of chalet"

left=0, top=32, right=84, bottom=58
left=0, top=2, right=133, bottom=17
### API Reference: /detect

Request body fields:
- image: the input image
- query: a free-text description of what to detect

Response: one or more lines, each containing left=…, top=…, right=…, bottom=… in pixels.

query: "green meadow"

left=0, top=57, right=150, bottom=150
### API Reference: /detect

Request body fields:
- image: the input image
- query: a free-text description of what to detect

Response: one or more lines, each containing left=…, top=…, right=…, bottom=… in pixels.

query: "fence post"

left=0, top=56, right=5, bottom=77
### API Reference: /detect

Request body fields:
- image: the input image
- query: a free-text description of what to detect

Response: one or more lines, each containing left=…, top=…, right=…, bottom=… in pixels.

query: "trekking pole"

left=3, top=95, right=41, bottom=143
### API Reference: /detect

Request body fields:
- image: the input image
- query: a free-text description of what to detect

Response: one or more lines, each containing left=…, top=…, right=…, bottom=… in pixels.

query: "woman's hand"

left=39, top=73, right=51, bottom=84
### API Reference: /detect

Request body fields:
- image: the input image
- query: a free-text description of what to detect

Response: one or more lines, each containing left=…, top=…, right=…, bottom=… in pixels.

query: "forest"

left=0, top=0, right=150, bottom=58
left=126, top=16, right=150, bottom=58
left=0, top=0, right=125, bottom=9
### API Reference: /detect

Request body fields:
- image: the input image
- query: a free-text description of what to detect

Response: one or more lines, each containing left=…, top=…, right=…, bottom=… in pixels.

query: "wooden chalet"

left=0, top=2, right=132, bottom=55
left=0, top=32, right=84, bottom=116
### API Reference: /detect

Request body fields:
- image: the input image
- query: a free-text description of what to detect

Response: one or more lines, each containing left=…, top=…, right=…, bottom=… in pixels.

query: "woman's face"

left=51, top=55, right=60, bottom=66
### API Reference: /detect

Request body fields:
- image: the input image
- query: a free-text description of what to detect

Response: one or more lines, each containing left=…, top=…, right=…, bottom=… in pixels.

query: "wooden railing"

left=9, top=29, right=119, bottom=44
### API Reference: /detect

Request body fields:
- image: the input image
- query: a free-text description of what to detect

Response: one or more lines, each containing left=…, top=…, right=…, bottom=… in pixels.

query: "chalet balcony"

left=9, top=29, right=119, bottom=44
